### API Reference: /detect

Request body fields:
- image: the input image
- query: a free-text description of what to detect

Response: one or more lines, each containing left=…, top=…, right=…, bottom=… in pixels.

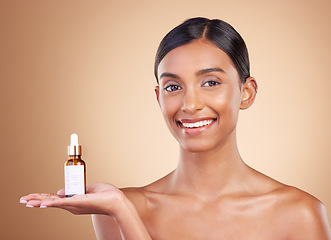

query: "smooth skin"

left=20, top=39, right=330, bottom=240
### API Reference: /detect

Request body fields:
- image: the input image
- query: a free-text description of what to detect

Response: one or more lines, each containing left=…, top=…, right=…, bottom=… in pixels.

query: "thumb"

left=57, top=188, right=65, bottom=197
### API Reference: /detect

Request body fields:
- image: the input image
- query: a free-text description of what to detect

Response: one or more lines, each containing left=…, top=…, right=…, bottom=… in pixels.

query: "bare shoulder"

left=246, top=168, right=330, bottom=239
left=272, top=184, right=330, bottom=239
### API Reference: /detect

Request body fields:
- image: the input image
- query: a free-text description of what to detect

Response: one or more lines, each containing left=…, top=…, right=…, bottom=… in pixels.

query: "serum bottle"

left=65, top=133, right=86, bottom=197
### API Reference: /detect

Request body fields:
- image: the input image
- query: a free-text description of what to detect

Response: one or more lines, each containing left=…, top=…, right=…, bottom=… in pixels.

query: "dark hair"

left=154, top=17, right=250, bottom=83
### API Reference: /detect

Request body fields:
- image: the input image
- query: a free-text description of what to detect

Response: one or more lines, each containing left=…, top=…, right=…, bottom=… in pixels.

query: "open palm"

left=20, top=182, right=124, bottom=216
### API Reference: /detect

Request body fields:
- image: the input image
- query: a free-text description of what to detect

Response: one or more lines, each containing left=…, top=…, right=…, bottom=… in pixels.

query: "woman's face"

left=156, top=39, right=249, bottom=152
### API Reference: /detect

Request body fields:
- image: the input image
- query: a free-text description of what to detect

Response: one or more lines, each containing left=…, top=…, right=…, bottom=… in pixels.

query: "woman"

left=20, top=17, right=330, bottom=239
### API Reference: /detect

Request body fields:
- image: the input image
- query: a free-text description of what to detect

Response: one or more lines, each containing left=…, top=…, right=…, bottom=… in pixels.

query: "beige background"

left=1, top=0, right=330, bottom=239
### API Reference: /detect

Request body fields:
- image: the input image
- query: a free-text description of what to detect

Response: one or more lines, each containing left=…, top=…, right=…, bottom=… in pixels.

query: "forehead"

left=157, top=39, right=238, bottom=80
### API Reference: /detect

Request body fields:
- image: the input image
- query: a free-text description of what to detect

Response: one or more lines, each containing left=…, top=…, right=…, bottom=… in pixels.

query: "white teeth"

left=181, top=120, right=214, bottom=128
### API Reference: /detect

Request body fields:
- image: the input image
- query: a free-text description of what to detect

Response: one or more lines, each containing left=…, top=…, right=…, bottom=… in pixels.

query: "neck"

left=169, top=130, right=247, bottom=198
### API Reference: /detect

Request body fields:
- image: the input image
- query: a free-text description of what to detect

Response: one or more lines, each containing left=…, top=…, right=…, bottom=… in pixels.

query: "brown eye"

left=164, top=85, right=182, bottom=92
left=202, top=80, right=220, bottom=87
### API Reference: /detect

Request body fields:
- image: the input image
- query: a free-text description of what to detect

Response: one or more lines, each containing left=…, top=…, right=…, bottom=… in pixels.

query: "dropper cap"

left=68, top=133, right=82, bottom=156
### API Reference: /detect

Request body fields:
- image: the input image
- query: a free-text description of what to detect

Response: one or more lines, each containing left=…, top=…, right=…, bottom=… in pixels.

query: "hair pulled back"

left=154, top=17, right=250, bottom=83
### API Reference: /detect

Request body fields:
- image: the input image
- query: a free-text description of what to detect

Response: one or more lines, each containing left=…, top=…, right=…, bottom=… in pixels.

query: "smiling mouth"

left=177, top=119, right=216, bottom=128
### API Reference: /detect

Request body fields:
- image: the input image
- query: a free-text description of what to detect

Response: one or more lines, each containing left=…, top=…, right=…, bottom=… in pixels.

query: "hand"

left=20, top=182, right=125, bottom=216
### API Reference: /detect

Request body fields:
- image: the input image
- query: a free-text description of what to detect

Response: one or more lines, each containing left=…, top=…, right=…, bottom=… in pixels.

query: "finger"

left=20, top=193, right=60, bottom=203
left=86, top=183, right=101, bottom=193
left=43, top=203, right=92, bottom=215
left=22, top=195, right=84, bottom=212
left=25, top=199, right=43, bottom=208
left=57, top=188, right=65, bottom=197
left=40, top=197, right=105, bottom=215
left=24, top=199, right=82, bottom=213
left=40, top=194, right=87, bottom=208
left=25, top=199, right=83, bottom=214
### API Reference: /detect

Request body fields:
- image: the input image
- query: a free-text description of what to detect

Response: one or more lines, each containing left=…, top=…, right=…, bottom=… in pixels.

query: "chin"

left=180, top=140, right=216, bottom=153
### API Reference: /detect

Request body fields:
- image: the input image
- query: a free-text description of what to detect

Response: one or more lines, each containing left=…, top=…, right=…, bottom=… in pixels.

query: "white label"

left=65, top=165, right=85, bottom=195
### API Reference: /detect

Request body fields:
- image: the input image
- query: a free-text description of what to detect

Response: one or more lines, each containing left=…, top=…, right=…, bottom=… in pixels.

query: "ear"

left=240, top=77, right=258, bottom=110
left=155, top=86, right=160, bottom=106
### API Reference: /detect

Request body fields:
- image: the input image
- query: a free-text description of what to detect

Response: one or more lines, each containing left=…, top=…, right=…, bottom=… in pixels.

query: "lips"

left=177, top=118, right=216, bottom=134
left=180, top=119, right=214, bottom=128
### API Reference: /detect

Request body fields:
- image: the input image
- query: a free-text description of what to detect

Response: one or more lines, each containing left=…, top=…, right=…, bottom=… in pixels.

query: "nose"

left=181, top=88, right=204, bottom=114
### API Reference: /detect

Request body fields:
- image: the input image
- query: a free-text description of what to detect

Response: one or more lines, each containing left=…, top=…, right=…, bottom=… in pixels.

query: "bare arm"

left=92, top=215, right=123, bottom=240
left=20, top=183, right=152, bottom=240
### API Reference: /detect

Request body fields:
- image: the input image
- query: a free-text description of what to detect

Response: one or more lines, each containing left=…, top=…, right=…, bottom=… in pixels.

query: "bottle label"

left=65, top=165, right=85, bottom=195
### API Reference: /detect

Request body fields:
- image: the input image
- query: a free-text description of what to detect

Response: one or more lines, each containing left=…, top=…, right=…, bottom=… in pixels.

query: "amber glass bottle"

left=65, top=133, right=86, bottom=197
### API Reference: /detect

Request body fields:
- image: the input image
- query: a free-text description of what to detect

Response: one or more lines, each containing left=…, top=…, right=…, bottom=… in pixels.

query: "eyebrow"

left=196, top=67, right=225, bottom=76
left=159, top=67, right=225, bottom=80
left=159, top=72, right=179, bottom=80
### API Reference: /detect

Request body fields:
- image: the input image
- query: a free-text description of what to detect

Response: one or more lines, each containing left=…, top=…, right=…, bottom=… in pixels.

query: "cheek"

left=159, top=95, right=181, bottom=124
left=159, top=96, right=183, bottom=140
left=207, top=89, right=241, bottom=121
